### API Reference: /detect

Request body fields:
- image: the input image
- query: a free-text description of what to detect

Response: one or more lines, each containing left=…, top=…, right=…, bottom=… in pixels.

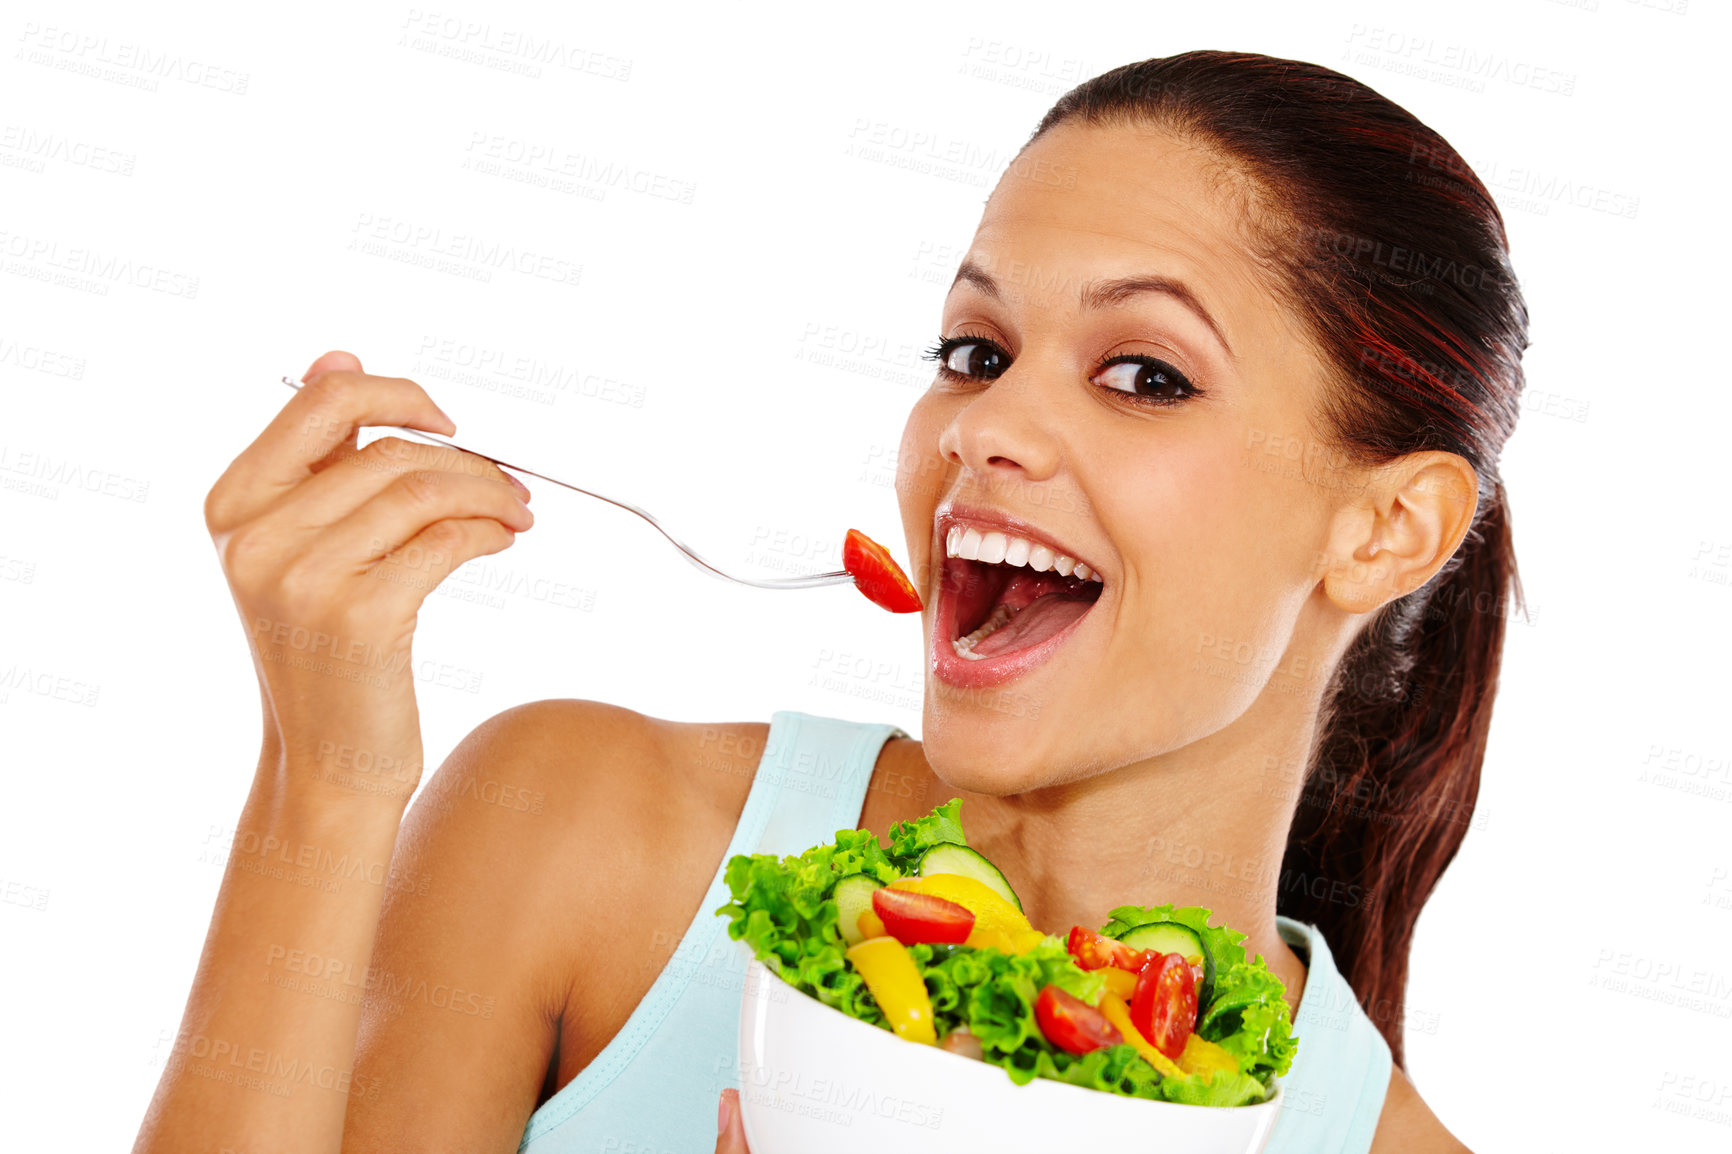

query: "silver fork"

left=280, top=375, right=851, bottom=590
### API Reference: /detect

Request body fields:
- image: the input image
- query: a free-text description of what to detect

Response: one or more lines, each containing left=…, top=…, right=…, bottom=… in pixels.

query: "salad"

left=716, top=799, right=1296, bottom=1108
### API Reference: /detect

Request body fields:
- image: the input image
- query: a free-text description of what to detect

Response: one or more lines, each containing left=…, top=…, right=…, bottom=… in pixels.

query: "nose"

left=935, top=370, right=1063, bottom=483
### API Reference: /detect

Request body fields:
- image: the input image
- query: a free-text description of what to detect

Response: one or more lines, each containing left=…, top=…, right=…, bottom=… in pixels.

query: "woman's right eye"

left=925, top=336, right=1011, bottom=381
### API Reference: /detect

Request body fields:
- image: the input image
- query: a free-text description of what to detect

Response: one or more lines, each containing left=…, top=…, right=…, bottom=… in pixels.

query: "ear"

left=1320, top=452, right=1479, bottom=615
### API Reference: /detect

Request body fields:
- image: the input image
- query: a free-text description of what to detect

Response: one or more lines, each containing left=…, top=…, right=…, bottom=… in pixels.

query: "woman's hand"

left=205, top=349, right=534, bottom=799
left=134, top=351, right=533, bottom=1154
left=715, top=1089, right=751, bottom=1153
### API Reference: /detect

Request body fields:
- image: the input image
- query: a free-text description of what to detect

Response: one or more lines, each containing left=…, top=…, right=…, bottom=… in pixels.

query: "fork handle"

left=279, top=376, right=853, bottom=591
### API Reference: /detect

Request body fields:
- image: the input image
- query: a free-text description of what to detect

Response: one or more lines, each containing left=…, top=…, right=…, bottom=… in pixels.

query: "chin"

left=916, top=694, right=1084, bottom=797
left=917, top=734, right=1044, bottom=798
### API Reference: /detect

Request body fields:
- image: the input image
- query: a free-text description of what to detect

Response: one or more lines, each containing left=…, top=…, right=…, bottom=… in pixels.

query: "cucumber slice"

left=1116, top=922, right=1216, bottom=1009
left=917, top=843, right=1022, bottom=911
left=834, top=874, right=884, bottom=946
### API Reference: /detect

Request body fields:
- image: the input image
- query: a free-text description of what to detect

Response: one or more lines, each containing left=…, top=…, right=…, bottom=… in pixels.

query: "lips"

left=928, top=507, right=1105, bottom=689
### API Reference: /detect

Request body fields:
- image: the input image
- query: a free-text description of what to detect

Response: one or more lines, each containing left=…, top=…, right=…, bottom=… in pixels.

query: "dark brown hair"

left=1027, top=51, right=1528, bottom=1065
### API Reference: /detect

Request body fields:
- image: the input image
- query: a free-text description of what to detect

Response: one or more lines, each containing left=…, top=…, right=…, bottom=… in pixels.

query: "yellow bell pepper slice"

left=1099, top=966, right=1139, bottom=1000
left=1178, top=1033, right=1239, bottom=1078
left=1098, top=992, right=1186, bottom=1079
left=857, top=909, right=887, bottom=940
left=957, top=925, right=1047, bottom=955
left=965, top=925, right=1015, bottom=953
left=846, top=936, right=937, bottom=1045
left=889, top=874, right=1030, bottom=936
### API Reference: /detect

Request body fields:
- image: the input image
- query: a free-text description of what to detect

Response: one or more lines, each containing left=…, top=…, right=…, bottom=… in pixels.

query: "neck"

left=950, top=688, right=1320, bottom=1011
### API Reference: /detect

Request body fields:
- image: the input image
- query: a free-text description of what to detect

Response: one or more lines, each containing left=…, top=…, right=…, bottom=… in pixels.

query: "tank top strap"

left=753, top=710, right=909, bottom=857
left=517, top=709, right=906, bottom=1153
left=1264, top=916, right=1393, bottom=1154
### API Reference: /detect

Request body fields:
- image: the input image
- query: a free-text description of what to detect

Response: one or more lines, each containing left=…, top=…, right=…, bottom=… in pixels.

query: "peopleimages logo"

left=348, top=213, right=583, bottom=288
left=264, top=945, right=497, bottom=1018
left=734, top=1063, right=945, bottom=1130
left=0, top=229, right=198, bottom=298
left=14, top=22, right=251, bottom=94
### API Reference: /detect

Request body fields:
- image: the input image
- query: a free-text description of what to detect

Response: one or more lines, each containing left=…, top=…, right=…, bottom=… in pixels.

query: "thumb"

left=303, top=349, right=364, bottom=382
left=714, top=1088, right=750, bottom=1153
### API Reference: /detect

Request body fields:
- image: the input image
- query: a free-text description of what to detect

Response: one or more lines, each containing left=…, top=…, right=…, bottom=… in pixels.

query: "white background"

left=3, top=1, right=1729, bottom=1150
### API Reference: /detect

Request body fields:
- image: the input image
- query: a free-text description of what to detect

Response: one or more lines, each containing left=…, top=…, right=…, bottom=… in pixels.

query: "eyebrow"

left=950, top=259, right=1235, bottom=359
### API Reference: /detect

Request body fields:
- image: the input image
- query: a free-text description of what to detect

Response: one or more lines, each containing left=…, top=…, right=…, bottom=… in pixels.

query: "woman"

left=135, top=52, right=1522, bottom=1154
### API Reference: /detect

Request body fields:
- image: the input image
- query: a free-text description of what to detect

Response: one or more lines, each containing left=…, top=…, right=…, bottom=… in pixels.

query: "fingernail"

left=505, top=472, right=531, bottom=500
left=717, top=1090, right=733, bottom=1135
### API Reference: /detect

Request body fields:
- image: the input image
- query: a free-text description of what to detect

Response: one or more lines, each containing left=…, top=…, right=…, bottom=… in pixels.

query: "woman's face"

left=898, top=120, right=1360, bottom=792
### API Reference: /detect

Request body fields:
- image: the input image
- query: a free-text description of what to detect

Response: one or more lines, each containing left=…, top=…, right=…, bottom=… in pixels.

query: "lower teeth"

left=951, top=602, right=1016, bottom=661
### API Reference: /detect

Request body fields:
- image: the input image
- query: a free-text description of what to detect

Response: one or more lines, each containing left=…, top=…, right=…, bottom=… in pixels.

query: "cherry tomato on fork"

left=843, top=528, right=923, bottom=613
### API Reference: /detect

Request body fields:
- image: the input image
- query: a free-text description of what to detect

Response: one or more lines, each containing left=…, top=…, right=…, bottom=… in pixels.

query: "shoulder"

left=1370, top=1065, right=1472, bottom=1154
left=408, top=696, right=769, bottom=949
left=424, top=698, right=768, bottom=834
left=342, top=701, right=772, bottom=1145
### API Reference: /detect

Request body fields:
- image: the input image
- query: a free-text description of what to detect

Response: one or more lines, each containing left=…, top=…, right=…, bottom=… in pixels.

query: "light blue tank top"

left=1264, top=918, right=1393, bottom=1152
left=517, top=709, right=1391, bottom=1154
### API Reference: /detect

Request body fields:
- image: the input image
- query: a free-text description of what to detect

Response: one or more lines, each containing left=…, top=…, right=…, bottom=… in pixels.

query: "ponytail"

left=1281, top=482, right=1522, bottom=1065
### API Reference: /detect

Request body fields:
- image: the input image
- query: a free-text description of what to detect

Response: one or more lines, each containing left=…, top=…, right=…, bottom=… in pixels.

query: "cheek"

left=1154, top=424, right=1328, bottom=580
left=894, top=394, right=952, bottom=556
left=1102, top=429, right=1321, bottom=688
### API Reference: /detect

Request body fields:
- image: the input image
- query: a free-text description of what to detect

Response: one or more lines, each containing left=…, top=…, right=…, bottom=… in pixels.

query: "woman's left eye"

left=1092, top=356, right=1200, bottom=404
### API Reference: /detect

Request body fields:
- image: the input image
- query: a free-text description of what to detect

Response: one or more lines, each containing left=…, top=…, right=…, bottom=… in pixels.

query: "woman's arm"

left=132, top=352, right=534, bottom=1154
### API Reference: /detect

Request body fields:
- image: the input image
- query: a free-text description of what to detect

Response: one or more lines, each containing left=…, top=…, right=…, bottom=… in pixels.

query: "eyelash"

left=921, top=334, right=1205, bottom=407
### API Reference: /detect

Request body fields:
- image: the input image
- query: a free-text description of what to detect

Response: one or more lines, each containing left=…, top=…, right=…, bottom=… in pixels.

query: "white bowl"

left=738, top=956, right=1281, bottom=1153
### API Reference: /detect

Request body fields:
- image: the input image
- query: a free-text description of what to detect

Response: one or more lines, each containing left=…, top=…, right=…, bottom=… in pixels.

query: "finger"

left=263, top=435, right=530, bottom=530
left=714, top=1088, right=750, bottom=1153
left=302, top=351, right=367, bottom=474
left=368, top=516, right=523, bottom=612
left=206, top=369, right=456, bottom=533
left=305, top=350, right=364, bottom=380
left=308, top=468, right=533, bottom=573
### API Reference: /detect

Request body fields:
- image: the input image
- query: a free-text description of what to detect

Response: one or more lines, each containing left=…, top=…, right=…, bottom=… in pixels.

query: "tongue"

left=969, top=592, right=1095, bottom=658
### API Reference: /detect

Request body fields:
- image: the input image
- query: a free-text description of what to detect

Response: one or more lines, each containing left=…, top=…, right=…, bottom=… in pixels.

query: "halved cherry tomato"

left=1129, top=952, right=1198, bottom=1060
left=1067, top=925, right=1156, bottom=973
left=871, top=886, right=974, bottom=945
left=843, top=528, right=923, bottom=613
left=1034, top=985, right=1123, bottom=1055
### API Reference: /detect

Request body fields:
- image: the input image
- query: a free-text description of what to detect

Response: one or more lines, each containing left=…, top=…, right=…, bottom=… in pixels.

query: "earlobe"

left=1321, top=537, right=1396, bottom=615
left=1320, top=452, right=1479, bottom=615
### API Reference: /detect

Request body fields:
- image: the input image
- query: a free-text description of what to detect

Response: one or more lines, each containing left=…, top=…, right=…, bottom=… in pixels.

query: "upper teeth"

left=945, top=526, right=1102, bottom=583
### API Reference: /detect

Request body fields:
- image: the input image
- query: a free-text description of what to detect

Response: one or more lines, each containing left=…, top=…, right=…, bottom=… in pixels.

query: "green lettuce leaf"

left=715, top=825, right=901, bottom=1016
left=884, top=796, right=967, bottom=869
left=921, top=935, right=1103, bottom=1056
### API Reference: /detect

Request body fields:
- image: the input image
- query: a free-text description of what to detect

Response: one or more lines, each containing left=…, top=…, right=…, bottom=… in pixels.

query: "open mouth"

left=935, top=522, right=1105, bottom=680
